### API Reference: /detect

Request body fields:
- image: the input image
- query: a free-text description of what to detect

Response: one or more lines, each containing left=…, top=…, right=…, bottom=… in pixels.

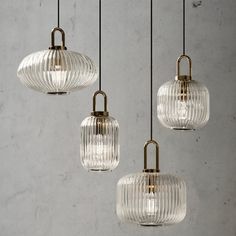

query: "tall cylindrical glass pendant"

left=157, top=55, right=209, bottom=130
left=116, top=140, right=186, bottom=226
left=17, top=28, right=97, bottom=95
left=80, top=91, right=119, bottom=172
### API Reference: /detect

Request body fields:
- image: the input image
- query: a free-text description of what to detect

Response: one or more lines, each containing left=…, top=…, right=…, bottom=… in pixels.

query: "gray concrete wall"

left=0, top=0, right=235, bottom=235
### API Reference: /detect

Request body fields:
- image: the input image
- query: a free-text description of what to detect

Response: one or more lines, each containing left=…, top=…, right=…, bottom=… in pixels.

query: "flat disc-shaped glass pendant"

left=17, top=28, right=97, bottom=95
left=157, top=55, right=209, bottom=130
left=80, top=91, right=120, bottom=171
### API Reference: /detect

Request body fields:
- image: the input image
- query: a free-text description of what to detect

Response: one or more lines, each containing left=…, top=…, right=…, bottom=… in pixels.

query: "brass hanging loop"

left=49, top=27, right=67, bottom=50
left=175, top=54, right=192, bottom=81
left=91, top=90, right=109, bottom=117
left=143, top=140, right=160, bottom=173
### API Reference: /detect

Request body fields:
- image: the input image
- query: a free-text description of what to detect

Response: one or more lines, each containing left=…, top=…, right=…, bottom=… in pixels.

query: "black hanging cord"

left=99, top=0, right=102, bottom=91
left=150, top=0, right=153, bottom=140
left=57, top=0, right=60, bottom=28
left=183, top=0, right=186, bottom=55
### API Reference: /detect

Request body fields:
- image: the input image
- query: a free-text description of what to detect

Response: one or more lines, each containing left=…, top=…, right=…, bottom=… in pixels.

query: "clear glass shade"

left=17, top=49, right=97, bottom=94
left=80, top=115, right=119, bottom=171
left=157, top=79, right=209, bottom=130
left=116, top=172, right=186, bottom=226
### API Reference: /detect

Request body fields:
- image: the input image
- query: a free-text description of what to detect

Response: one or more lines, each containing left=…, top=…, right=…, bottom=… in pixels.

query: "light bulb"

left=86, top=134, right=113, bottom=159
left=54, top=65, right=62, bottom=70
left=144, top=192, right=156, bottom=216
left=176, top=100, right=188, bottom=120
left=42, top=66, right=68, bottom=94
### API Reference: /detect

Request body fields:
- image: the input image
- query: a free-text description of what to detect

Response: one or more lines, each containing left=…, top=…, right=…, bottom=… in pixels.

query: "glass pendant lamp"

left=157, top=0, right=209, bottom=130
left=117, top=141, right=186, bottom=226
left=116, top=0, right=186, bottom=226
left=17, top=0, right=97, bottom=95
left=80, top=0, right=119, bottom=172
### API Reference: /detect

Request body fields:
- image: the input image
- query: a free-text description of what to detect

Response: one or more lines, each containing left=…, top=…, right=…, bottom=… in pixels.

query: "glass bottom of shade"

left=89, top=168, right=112, bottom=172
left=47, top=92, right=70, bottom=95
left=140, top=222, right=163, bottom=227
left=172, top=126, right=195, bottom=131
left=140, top=220, right=175, bottom=227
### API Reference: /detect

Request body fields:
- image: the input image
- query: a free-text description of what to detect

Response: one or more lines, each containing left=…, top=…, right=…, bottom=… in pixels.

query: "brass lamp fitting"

left=91, top=90, right=109, bottom=117
left=49, top=27, right=67, bottom=50
left=143, top=140, right=160, bottom=173
left=175, top=54, right=192, bottom=101
left=175, top=54, right=192, bottom=81
left=91, top=90, right=109, bottom=135
left=143, top=140, right=160, bottom=193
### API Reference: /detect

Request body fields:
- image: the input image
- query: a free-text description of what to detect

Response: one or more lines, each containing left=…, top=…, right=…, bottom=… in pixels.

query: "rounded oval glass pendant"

left=117, top=173, right=186, bottom=226
left=116, top=140, right=186, bottom=226
left=80, top=91, right=119, bottom=172
left=157, top=55, right=209, bottom=130
left=17, top=28, right=97, bottom=95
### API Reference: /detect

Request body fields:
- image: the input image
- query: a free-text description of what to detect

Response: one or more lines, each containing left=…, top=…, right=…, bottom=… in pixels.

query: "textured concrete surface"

left=0, top=0, right=236, bottom=236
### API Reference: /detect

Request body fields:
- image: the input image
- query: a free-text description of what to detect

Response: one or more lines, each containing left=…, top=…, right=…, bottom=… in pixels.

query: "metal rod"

left=57, top=0, right=60, bottom=28
left=183, top=0, right=186, bottom=55
left=99, top=0, right=102, bottom=91
left=150, top=0, right=153, bottom=140
left=142, top=0, right=160, bottom=173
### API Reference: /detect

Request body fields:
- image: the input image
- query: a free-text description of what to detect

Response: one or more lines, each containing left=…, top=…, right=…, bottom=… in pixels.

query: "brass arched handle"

left=143, top=140, right=160, bottom=173
left=49, top=27, right=67, bottom=50
left=176, top=54, right=192, bottom=77
left=93, top=90, right=108, bottom=113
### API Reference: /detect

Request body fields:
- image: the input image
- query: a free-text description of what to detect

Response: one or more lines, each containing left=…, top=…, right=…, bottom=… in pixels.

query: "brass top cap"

left=175, top=75, right=192, bottom=81
left=91, top=111, right=109, bottom=117
left=143, top=169, right=160, bottom=173
left=49, top=46, right=67, bottom=50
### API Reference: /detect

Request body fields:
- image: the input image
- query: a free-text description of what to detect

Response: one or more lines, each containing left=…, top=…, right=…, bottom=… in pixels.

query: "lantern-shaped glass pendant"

left=117, top=140, right=186, bottom=226
left=157, top=55, right=209, bottom=130
left=17, top=27, right=97, bottom=95
left=80, top=91, right=119, bottom=171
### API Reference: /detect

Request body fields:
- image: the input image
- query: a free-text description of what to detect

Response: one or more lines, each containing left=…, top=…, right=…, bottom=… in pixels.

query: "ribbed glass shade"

left=116, top=172, right=186, bottom=226
left=157, top=79, right=209, bottom=130
left=80, top=115, right=119, bottom=171
left=17, top=49, right=97, bottom=94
